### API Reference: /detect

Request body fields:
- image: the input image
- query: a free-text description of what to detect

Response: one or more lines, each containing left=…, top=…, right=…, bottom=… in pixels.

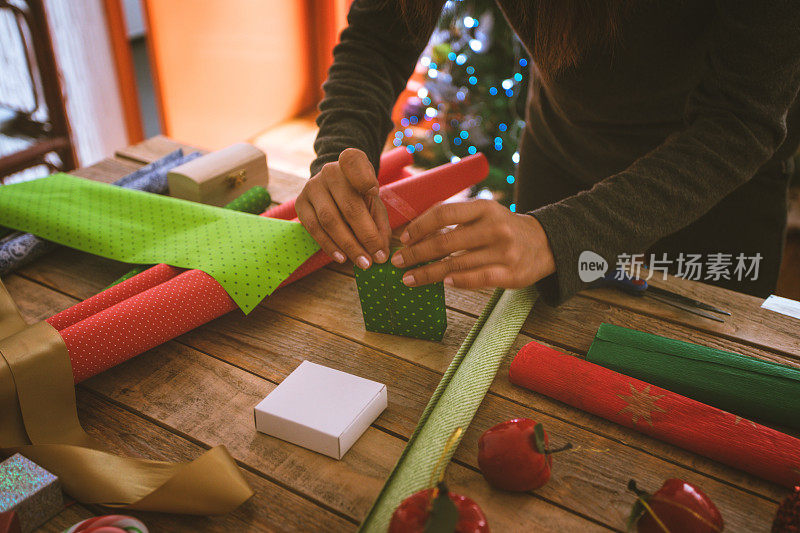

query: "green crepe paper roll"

left=354, top=254, right=446, bottom=341
left=105, top=186, right=272, bottom=289
left=586, top=323, right=800, bottom=429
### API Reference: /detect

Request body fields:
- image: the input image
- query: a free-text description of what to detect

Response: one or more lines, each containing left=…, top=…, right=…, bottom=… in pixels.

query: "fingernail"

left=375, top=250, right=387, bottom=263
left=444, top=276, right=454, bottom=287
left=392, top=253, right=404, bottom=267
left=400, top=231, right=410, bottom=244
left=332, top=251, right=346, bottom=263
left=357, top=256, right=371, bottom=269
left=402, top=273, right=415, bottom=286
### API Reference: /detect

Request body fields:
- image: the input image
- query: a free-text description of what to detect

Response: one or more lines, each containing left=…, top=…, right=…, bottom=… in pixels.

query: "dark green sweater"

left=311, top=0, right=800, bottom=303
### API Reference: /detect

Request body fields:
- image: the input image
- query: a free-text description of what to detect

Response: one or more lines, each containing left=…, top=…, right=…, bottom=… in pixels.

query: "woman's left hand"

left=391, top=199, right=556, bottom=289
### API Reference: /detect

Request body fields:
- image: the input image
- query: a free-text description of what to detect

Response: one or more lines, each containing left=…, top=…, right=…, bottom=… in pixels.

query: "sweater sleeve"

left=310, top=0, right=444, bottom=177
left=530, top=1, right=800, bottom=304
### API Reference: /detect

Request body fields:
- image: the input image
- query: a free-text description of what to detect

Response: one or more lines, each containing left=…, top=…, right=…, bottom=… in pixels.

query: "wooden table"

left=10, top=136, right=798, bottom=532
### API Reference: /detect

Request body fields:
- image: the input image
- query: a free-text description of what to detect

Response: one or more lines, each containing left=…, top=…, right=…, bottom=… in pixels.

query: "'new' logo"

left=578, top=251, right=608, bottom=283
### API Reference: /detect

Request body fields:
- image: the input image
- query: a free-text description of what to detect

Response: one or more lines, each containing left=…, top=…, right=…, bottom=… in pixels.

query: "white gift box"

left=254, top=360, right=387, bottom=459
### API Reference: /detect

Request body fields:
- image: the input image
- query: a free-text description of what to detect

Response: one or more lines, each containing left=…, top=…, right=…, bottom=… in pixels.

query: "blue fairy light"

left=467, top=146, right=477, bottom=155
left=422, top=96, right=431, bottom=106
left=498, top=122, right=507, bottom=132
left=409, top=116, right=418, bottom=125
left=453, top=137, right=462, bottom=146
left=506, top=175, right=515, bottom=184
left=404, top=128, right=412, bottom=137
left=400, top=118, right=409, bottom=127
left=432, top=122, right=441, bottom=131
left=514, top=72, right=523, bottom=82
left=433, top=134, right=443, bottom=143
left=415, top=142, right=423, bottom=151
left=468, top=76, right=477, bottom=85
left=456, top=91, right=466, bottom=101
left=448, top=52, right=457, bottom=61
left=394, top=131, right=403, bottom=138
left=510, top=203, right=516, bottom=212
left=392, top=138, right=402, bottom=147
left=519, top=58, right=527, bottom=67
left=505, top=89, right=513, bottom=97
left=494, top=136, right=502, bottom=143
left=406, top=145, right=415, bottom=153
left=466, top=66, right=475, bottom=75
left=488, top=87, right=497, bottom=95
left=459, top=130, right=469, bottom=139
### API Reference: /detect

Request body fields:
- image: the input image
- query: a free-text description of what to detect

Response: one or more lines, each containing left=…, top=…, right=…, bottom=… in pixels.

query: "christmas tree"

left=393, top=0, right=530, bottom=210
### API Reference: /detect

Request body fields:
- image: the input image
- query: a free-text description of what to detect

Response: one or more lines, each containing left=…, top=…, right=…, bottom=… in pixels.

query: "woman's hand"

left=392, top=199, right=556, bottom=289
left=296, top=148, right=391, bottom=269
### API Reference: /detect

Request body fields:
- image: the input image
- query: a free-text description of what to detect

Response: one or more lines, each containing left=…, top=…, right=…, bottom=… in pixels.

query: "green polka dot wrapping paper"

left=0, top=174, right=318, bottom=313
left=354, top=260, right=447, bottom=341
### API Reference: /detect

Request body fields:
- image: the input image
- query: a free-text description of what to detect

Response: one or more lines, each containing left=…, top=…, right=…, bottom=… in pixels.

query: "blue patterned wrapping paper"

left=0, top=454, right=62, bottom=533
left=0, top=149, right=201, bottom=276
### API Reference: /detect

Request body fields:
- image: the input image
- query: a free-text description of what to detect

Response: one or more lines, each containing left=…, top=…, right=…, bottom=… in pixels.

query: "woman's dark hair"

left=397, top=0, right=629, bottom=74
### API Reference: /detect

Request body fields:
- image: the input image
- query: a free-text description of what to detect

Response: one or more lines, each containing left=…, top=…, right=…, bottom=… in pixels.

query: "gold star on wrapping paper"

left=617, top=384, right=667, bottom=427
left=733, top=416, right=758, bottom=429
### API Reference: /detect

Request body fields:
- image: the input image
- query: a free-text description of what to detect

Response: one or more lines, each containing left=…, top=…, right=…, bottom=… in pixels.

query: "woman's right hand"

left=296, top=148, right=391, bottom=269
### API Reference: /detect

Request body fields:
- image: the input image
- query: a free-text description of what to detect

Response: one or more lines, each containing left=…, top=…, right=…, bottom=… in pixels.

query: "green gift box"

left=354, top=260, right=447, bottom=341
left=586, top=323, right=800, bottom=429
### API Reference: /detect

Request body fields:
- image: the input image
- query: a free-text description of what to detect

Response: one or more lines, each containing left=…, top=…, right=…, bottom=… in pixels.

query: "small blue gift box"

left=0, top=454, right=62, bottom=533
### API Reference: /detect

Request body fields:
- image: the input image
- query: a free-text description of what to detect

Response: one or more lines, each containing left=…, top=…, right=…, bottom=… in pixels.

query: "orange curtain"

left=143, top=0, right=351, bottom=149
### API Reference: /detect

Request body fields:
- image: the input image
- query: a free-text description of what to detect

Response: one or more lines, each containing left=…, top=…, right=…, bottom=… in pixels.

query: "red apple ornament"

left=477, top=418, right=570, bottom=492
left=389, top=482, right=490, bottom=533
left=628, top=479, right=724, bottom=533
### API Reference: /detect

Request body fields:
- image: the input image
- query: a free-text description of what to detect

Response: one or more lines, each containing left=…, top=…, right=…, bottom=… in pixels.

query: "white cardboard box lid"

left=254, top=361, right=387, bottom=459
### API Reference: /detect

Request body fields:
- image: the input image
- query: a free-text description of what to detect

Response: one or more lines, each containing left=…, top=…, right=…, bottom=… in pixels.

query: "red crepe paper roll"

left=509, top=341, right=800, bottom=488
left=261, top=147, right=413, bottom=221
left=58, top=154, right=488, bottom=382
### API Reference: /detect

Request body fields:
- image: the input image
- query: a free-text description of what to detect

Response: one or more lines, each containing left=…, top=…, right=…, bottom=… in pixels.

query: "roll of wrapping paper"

left=47, top=148, right=424, bottom=330
left=508, top=341, right=800, bottom=488
left=261, top=146, right=413, bottom=220
left=0, top=150, right=200, bottom=277
left=586, top=323, right=800, bottom=430
left=47, top=154, right=489, bottom=382
left=105, top=186, right=272, bottom=289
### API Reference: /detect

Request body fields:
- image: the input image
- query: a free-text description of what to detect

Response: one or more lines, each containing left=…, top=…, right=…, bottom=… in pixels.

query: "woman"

left=295, top=0, right=800, bottom=303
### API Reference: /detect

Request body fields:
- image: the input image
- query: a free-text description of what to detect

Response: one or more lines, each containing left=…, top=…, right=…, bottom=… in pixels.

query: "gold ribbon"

left=0, top=280, right=253, bottom=514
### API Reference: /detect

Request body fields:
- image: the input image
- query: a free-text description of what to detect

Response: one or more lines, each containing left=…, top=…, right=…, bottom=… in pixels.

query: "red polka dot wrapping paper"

left=45, top=154, right=489, bottom=383
left=509, top=341, right=800, bottom=488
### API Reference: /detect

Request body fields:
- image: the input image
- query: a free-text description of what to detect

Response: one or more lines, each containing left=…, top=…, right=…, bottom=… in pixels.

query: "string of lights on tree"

left=393, top=0, right=530, bottom=210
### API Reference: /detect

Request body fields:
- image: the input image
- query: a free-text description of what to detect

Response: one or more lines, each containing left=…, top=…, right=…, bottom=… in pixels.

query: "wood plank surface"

left=8, top=137, right=797, bottom=532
